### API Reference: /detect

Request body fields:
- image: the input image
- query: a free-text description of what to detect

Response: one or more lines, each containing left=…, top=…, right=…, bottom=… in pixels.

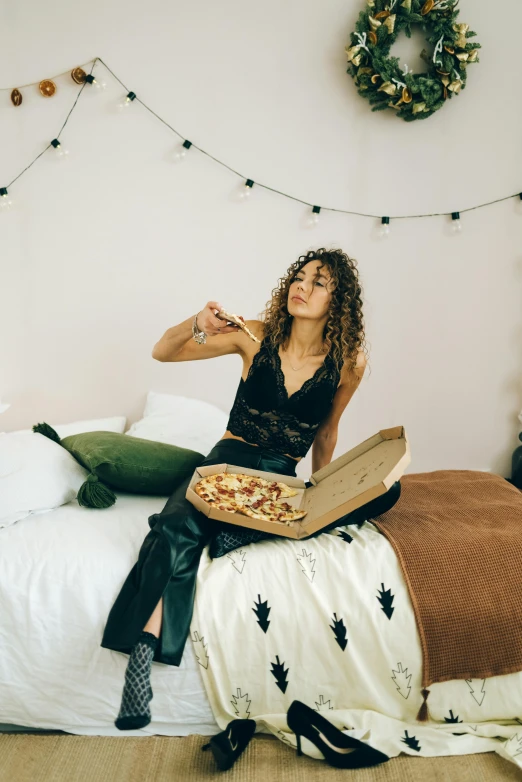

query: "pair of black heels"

left=202, top=700, right=389, bottom=771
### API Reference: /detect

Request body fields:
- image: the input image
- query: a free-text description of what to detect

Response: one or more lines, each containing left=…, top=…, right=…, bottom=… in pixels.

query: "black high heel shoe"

left=201, top=718, right=257, bottom=771
left=286, top=701, right=389, bottom=769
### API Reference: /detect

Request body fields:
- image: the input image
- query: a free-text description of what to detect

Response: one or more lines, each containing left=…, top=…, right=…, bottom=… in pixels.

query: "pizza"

left=216, top=308, right=261, bottom=343
left=194, top=472, right=306, bottom=526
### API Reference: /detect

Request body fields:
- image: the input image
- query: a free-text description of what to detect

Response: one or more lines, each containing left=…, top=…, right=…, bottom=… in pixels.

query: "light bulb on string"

left=172, top=139, right=192, bottom=163
left=236, top=179, right=254, bottom=201
left=117, top=91, right=137, bottom=110
left=50, top=139, right=70, bottom=160
left=0, top=187, right=13, bottom=211
left=84, top=74, right=107, bottom=91
left=307, top=205, right=321, bottom=227
left=378, top=216, right=391, bottom=238
left=451, top=211, right=462, bottom=233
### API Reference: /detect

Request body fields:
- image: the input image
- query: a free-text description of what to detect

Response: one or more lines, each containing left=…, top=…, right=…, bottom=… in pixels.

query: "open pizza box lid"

left=186, top=425, right=411, bottom=539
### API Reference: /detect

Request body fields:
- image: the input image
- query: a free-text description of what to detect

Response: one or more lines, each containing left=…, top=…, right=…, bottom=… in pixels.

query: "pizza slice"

left=233, top=474, right=298, bottom=500
left=276, top=507, right=307, bottom=522
left=241, top=505, right=282, bottom=523
left=265, top=480, right=299, bottom=499
left=210, top=498, right=245, bottom=513
left=241, top=498, right=307, bottom=525
left=216, top=308, right=261, bottom=343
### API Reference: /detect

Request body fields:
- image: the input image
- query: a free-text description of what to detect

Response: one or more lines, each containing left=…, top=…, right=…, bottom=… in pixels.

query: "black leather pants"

left=100, top=439, right=298, bottom=666
left=100, top=438, right=401, bottom=667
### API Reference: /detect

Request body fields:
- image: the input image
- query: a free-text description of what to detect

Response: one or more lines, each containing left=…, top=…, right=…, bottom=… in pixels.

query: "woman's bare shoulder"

left=338, top=350, right=367, bottom=384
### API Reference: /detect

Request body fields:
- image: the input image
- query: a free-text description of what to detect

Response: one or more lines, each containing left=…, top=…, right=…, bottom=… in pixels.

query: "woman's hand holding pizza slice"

left=216, top=308, right=261, bottom=343
left=196, top=301, right=241, bottom=337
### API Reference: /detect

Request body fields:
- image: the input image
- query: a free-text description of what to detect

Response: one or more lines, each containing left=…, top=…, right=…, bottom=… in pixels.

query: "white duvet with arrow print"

left=190, top=521, right=522, bottom=770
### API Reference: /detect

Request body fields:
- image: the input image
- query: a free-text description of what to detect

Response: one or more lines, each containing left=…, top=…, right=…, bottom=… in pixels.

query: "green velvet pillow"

left=32, top=422, right=204, bottom=509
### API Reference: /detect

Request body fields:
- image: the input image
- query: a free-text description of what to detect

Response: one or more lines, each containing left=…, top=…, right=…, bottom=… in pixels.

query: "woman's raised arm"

left=151, top=301, right=260, bottom=362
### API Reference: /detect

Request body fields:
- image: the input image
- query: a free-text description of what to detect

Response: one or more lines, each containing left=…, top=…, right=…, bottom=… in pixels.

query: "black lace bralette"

left=226, top=336, right=341, bottom=459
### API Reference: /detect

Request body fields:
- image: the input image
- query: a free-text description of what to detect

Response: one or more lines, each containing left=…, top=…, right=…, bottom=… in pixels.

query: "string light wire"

left=1, top=56, right=521, bottom=221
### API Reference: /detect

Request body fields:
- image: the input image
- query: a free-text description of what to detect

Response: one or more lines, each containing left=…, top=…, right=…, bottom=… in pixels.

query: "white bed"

left=0, top=491, right=219, bottom=737
left=1, top=395, right=521, bottom=771
left=1, top=483, right=522, bottom=771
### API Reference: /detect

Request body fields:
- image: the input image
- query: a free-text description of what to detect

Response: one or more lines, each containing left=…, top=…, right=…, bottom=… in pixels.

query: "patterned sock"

left=115, top=631, right=159, bottom=730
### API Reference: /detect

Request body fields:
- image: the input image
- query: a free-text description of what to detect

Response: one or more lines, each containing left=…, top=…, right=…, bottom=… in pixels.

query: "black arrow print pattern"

left=444, top=709, right=463, bottom=724
left=377, top=583, right=395, bottom=619
left=401, top=730, right=422, bottom=752
left=253, top=594, right=271, bottom=633
left=271, top=656, right=289, bottom=693
left=329, top=613, right=348, bottom=651
left=444, top=708, right=468, bottom=736
left=336, top=529, right=354, bottom=544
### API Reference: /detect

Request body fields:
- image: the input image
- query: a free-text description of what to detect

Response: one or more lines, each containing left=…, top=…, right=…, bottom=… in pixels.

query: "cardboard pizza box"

left=185, top=425, right=411, bottom=539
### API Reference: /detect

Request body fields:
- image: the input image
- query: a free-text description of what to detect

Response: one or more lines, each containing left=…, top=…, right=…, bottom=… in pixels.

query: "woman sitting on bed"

left=100, top=247, right=401, bottom=731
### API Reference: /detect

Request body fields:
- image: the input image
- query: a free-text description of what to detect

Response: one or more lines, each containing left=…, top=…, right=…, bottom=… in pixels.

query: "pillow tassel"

left=77, top=473, right=117, bottom=509
left=32, top=422, right=62, bottom=444
left=416, top=688, right=431, bottom=722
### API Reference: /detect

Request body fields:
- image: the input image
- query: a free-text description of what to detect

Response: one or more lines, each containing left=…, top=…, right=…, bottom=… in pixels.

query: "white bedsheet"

left=0, top=492, right=219, bottom=737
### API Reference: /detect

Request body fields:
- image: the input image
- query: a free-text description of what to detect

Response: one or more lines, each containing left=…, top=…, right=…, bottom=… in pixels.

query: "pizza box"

left=185, top=425, right=411, bottom=539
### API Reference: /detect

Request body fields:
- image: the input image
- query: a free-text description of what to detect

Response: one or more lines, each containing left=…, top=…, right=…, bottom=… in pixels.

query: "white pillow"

left=0, top=432, right=89, bottom=529
left=0, top=416, right=127, bottom=529
left=125, top=391, right=229, bottom=455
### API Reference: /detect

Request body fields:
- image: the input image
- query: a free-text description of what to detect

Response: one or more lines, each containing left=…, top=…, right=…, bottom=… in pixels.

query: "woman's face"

left=287, top=260, right=334, bottom=321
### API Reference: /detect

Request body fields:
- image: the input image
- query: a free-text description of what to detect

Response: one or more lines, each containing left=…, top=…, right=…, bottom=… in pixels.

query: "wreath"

left=345, top=0, right=481, bottom=121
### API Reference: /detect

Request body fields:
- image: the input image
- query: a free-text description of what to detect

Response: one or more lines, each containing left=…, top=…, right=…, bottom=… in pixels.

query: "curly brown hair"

left=260, top=248, right=370, bottom=376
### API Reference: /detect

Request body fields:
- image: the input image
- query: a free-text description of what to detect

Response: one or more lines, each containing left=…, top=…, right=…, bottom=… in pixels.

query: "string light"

left=117, top=91, right=136, bottom=110
left=307, top=205, right=321, bottom=227
left=50, top=138, right=70, bottom=160
left=84, top=74, right=107, bottom=91
left=378, top=216, right=391, bottom=238
left=237, top=179, right=254, bottom=200
left=172, top=139, right=192, bottom=164
left=1, top=55, right=522, bottom=230
left=451, top=211, right=462, bottom=233
left=0, top=187, right=13, bottom=211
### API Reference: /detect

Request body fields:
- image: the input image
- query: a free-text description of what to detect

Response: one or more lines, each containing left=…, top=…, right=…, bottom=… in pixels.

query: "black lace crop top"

left=226, top=336, right=341, bottom=459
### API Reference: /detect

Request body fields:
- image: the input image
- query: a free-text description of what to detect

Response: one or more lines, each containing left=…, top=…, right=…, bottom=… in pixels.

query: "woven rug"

left=0, top=733, right=520, bottom=782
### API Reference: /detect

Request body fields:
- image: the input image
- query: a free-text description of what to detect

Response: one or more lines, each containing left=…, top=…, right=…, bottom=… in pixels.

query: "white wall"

left=1, top=0, right=521, bottom=480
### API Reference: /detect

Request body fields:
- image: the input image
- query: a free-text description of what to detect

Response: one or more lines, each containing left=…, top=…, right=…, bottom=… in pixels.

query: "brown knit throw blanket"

left=371, top=469, right=522, bottom=721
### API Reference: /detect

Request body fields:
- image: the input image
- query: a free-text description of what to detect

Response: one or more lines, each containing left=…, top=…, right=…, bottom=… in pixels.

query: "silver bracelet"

left=192, top=313, right=207, bottom=345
